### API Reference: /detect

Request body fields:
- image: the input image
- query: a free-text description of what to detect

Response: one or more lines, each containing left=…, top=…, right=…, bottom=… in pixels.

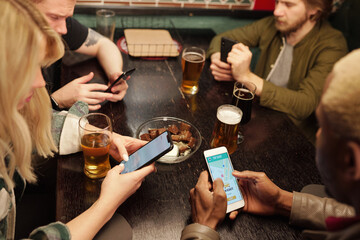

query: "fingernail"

left=119, top=163, right=124, bottom=167
left=122, top=154, right=129, bottom=161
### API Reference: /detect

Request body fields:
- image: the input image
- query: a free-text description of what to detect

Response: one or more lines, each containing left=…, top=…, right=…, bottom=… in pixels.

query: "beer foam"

left=183, top=52, right=205, bottom=63
left=233, top=88, right=255, bottom=100
left=217, top=106, right=242, bottom=125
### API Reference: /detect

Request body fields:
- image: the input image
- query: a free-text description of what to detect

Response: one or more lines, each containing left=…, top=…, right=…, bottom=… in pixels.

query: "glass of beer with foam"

left=181, top=46, right=205, bottom=95
left=79, top=113, right=112, bottom=179
left=210, top=105, right=243, bottom=154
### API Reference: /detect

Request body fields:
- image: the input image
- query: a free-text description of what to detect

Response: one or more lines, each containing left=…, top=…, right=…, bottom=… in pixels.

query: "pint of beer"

left=210, top=105, right=243, bottom=154
left=232, top=82, right=256, bottom=125
left=181, top=46, right=205, bottom=95
left=79, top=113, right=112, bottom=179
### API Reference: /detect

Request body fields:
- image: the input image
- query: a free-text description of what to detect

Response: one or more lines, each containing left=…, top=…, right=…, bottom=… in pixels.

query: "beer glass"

left=210, top=104, right=243, bottom=154
left=96, top=9, right=116, bottom=41
left=79, top=113, right=112, bottom=179
left=232, top=81, right=256, bottom=125
left=181, top=46, right=205, bottom=95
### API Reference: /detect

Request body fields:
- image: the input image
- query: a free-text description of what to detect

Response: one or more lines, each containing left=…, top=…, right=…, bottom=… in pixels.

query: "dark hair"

left=304, top=0, right=332, bottom=21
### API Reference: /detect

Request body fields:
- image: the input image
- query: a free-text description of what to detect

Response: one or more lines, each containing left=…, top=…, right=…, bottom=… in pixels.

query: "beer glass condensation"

left=210, top=105, right=243, bottom=154
left=181, top=46, right=205, bottom=95
left=79, top=113, right=112, bottom=179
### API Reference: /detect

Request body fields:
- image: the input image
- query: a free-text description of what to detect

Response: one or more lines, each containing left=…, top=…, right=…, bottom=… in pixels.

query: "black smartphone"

left=121, top=131, right=173, bottom=174
left=104, top=68, right=136, bottom=93
left=220, top=37, right=237, bottom=63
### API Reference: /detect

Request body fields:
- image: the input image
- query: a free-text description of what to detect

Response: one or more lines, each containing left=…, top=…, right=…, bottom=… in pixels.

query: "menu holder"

left=124, top=29, right=179, bottom=57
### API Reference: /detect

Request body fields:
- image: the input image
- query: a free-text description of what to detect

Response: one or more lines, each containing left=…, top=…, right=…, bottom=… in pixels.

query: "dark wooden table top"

left=57, top=28, right=321, bottom=239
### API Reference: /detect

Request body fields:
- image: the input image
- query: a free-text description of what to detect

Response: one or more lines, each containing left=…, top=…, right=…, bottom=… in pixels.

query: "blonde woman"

left=0, top=0, right=155, bottom=239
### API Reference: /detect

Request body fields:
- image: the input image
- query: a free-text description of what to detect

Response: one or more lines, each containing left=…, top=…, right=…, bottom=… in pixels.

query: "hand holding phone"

left=121, top=131, right=173, bottom=174
left=204, top=146, right=245, bottom=213
left=190, top=171, right=227, bottom=229
left=105, top=68, right=136, bottom=93
left=220, top=37, right=237, bottom=63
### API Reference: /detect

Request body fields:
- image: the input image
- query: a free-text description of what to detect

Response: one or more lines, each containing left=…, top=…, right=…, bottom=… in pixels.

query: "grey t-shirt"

left=266, top=38, right=294, bottom=87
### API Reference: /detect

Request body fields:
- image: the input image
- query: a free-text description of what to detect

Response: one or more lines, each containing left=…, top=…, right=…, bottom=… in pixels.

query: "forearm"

left=66, top=200, right=116, bottom=240
left=236, top=72, right=264, bottom=96
left=96, top=38, right=123, bottom=80
left=260, top=80, right=319, bottom=121
left=275, top=190, right=293, bottom=217
left=290, top=192, right=355, bottom=230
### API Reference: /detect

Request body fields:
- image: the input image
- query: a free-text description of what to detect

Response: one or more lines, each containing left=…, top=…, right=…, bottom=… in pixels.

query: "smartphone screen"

left=121, top=131, right=173, bottom=174
left=204, top=147, right=244, bottom=212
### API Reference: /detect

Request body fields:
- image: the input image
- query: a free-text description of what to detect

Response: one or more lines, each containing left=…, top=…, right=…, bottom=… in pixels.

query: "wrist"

left=50, top=95, right=63, bottom=111
left=51, top=91, right=68, bottom=110
left=275, top=190, right=293, bottom=217
left=237, top=72, right=263, bottom=96
left=108, top=71, right=123, bottom=83
left=91, top=199, right=117, bottom=223
left=198, top=220, right=218, bottom=230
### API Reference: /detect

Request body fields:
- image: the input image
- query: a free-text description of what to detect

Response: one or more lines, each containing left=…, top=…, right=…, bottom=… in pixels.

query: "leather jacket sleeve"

left=289, top=192, right=355, bottom=230
left=181, top=223, right=220, bottom=240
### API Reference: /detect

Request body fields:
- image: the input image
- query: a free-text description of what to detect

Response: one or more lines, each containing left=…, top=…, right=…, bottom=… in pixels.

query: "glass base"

left=181, top=86, right=198, bottom=95
left=84, top=166, right=110, bottom=179
left=237, top=131, right=244, bottom=144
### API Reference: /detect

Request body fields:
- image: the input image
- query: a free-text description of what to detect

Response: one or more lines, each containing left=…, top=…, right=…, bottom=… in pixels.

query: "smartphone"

left=104, top=68, right=136, bottom=93
left=204, top=146, right=245, bottom=213
left=220, top=37, right=237, bottom=63
left=121, top=131, right=173, bottom=174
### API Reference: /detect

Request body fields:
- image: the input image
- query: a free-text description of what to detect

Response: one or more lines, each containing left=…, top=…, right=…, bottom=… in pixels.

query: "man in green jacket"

left=182, top=49, right=360, bottom=240
left=207, top=0, right=347, bottom=143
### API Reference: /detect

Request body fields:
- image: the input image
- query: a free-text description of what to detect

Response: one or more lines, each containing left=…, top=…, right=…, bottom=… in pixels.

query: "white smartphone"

left=204, top=146, right=245, bottom=213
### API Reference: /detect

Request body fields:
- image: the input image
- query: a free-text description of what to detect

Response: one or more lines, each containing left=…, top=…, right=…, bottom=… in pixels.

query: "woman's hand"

left=109, top=133, right=147, bottom=162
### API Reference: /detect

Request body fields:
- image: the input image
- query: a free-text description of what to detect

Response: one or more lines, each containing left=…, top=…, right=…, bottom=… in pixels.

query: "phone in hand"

left=121, top=131, right=173, bottom=174
left=204, top=146, right=245, bottom=213
left=220, top=37, right=237, bottom=63
left=104, top=68, right=136, bottom=93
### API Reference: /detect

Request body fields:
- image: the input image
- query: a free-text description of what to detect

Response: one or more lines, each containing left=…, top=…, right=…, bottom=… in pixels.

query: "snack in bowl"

left=135, top=117, right=202, bottom=164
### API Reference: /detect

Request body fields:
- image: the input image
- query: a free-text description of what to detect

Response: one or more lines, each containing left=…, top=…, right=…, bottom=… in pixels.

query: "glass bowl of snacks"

left=135, top=117, right=202, bottom=164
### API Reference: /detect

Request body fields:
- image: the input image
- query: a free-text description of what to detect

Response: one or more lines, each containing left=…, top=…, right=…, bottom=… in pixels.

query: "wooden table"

left=57, top=28, right=321, bottom=239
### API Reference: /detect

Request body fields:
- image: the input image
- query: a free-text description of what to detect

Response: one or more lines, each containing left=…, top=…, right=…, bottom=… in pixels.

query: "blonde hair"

left=322, top=49, right=360, bottom=143
left=0, top=0, right=64, bottom=189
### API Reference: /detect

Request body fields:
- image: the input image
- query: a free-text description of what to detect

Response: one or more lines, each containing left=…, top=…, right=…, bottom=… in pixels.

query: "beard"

left=275, top=12, right=309, bottom=36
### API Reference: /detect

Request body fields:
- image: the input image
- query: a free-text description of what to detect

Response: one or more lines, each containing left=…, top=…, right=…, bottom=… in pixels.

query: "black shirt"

left=44, top=17, right=88, bottom=93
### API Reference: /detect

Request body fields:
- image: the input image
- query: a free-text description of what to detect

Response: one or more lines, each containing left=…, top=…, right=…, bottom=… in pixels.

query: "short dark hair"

left=304, top=0, right=332, bottom=21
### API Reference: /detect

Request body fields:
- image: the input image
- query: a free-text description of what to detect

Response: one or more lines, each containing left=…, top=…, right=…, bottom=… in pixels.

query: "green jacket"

left=207, top=16, right=348, bottom=142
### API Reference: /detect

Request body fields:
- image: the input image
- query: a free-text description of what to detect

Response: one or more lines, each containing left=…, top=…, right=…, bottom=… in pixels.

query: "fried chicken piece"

left=188, top=137, right=196, bottom=149
left=171, top=135, right=181, bottom=141
left=177, top=142, right=189, bottom=153
left=179, top=122, right=191, bottom=131
left=179, top=130, right=192, bottom=141
left=167, top=124, right=179, bottom=135
left=140, top=133, right=151, bottom=141
left=148, top=129, right=158, bottom=139
left=158, top=128, right=167, bottom=135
